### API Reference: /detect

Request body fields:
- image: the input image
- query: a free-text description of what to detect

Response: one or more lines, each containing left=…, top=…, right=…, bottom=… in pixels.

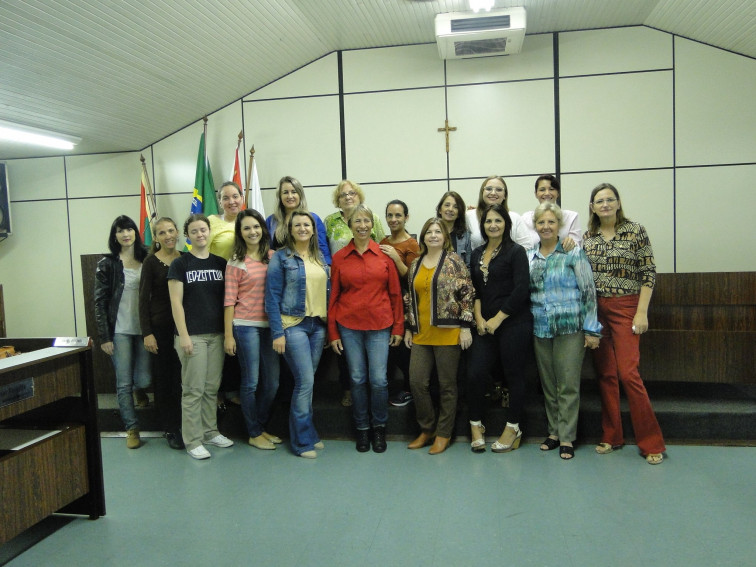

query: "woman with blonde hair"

left=266, top=175, right=331, bottom=263
left=265, top=210, right=330, bottom=458
left=324, top=179, right=385, bottom=254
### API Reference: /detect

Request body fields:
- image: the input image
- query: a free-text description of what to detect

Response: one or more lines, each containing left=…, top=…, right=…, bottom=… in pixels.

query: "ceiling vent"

left=435, top=7, right=526, bottom=60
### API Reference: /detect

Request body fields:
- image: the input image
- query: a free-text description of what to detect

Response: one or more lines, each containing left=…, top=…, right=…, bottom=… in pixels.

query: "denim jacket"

left=453, top=230, right=473, bottom=269
left=264, top=248, right=331, bottom=340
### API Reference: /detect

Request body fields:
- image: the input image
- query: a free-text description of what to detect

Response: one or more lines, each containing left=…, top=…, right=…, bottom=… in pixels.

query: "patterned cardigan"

left=405, top=250, right=474, bottom=332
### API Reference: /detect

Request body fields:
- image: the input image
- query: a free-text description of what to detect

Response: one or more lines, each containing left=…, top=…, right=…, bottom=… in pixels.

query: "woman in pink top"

left=224, top=209, right=281, bottom=450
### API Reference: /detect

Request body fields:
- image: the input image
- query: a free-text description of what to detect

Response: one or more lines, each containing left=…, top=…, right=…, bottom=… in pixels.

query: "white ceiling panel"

left=0, top=0, right=753, bottom=159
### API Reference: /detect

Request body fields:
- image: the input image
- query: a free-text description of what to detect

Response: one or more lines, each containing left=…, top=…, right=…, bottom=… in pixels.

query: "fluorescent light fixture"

left=0, top=120, right=81, bottom=150
left=469, top=0, right=495, bottom=12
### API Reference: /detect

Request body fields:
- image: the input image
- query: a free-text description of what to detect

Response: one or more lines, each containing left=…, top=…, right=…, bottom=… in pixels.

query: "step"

left=97, top=380, right=755, bottom=445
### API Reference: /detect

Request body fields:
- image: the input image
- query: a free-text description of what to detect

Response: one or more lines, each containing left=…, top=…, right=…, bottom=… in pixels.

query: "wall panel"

left=343, top=45, right=443, bottom=92
left=0, top=200, right=74, bottom=336
left=675, top=37, right=756, bottom=167
left=447, top=80, right=555, bottom=180
left=243, top=96, right=342, bottom=188
left=560, top=71, right=673, bottom=172
left=560, top=27, right=672, bottom=76
left=676, top=165, right=756, bottom=272
left=66, top=152, right=140, bottom=199
left=5, top=158, right=66, bottom=201
left=245, top=53, right=338, bottom=100
left=344, top=88, right=447, bottom=183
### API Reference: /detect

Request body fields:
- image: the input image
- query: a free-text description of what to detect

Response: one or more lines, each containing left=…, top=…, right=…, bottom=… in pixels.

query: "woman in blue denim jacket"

left=265, top=210, right=331, bottom=459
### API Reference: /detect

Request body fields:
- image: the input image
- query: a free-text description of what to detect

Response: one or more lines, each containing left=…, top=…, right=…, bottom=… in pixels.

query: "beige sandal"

left=646, top=453, right=664, bottom=465
left=595, top=442, right=621, bottom=454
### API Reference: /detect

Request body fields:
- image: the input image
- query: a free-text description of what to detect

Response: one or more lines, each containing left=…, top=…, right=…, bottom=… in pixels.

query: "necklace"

left=479, top=244, right=501, bottom=285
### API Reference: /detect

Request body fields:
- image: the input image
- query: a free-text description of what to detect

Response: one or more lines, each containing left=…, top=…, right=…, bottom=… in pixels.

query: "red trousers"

left=593, top=295, right=666, bottom=455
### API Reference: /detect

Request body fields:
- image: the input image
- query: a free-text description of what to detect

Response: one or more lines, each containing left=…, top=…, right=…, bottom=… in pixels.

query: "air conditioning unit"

left=435, top=7, right=526, bottom=60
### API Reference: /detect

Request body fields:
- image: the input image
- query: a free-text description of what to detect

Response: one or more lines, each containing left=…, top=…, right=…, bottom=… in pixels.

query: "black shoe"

left=165, top=431, right=185, bottom=450
left=356, top=429, right=370, bottom=452
left=389, top=391, right=413, bottom=407
left=372, top=426, right=387, bottom=453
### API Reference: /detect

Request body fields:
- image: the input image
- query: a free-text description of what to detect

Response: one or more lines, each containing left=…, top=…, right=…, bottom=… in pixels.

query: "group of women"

left=94, top=173, right=665, bottom=465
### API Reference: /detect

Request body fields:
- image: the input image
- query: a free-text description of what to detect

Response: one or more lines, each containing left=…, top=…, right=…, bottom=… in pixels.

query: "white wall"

left=1, top=26, right=755, bottom=337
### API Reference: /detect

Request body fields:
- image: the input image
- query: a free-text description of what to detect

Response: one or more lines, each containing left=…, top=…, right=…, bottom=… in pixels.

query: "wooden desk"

left=0, top=339, right=105, bottom=545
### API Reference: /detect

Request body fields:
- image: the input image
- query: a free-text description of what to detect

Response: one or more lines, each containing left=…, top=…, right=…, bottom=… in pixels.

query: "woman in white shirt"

left=521, top=175, right=582, bottom=250
left=465, top=176, right=531, bottom=250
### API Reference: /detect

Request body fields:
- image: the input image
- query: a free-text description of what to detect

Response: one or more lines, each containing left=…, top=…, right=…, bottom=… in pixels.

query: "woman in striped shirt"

left=224, top=208, right=281, bottom=450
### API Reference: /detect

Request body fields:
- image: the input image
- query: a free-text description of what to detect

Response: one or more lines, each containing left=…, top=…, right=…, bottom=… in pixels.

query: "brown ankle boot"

left=407, top=432, right=433, bottom=450
left=429, top=436, right=450, bottom=455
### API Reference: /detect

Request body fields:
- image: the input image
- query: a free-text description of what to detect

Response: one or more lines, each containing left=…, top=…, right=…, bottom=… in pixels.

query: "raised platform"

left=97, top=378, right=756, bottom=446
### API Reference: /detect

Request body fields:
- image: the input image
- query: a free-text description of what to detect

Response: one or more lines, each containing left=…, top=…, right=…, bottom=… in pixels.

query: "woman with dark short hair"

left=95, top=215, right=151, bottom=449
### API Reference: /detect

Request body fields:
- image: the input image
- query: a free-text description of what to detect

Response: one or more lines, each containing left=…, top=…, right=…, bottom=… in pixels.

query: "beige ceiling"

left=1, top=0, right=754, bottom=160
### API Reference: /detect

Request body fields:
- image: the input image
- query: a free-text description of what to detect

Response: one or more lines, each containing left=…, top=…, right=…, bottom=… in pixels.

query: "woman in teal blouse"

left=528, top=202, right=601, bottom=460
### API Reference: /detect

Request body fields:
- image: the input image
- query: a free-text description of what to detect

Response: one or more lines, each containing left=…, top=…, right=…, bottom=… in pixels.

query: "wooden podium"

left=0, top=338, right=105, bottom=545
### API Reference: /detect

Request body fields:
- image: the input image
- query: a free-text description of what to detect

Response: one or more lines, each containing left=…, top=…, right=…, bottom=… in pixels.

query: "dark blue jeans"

left=339, top=325, right=390, bottom=430
left=233, top=325, right=280, bottom=438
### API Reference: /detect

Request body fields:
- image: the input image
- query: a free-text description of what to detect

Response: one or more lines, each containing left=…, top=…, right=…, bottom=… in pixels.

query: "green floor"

left=3, top=437, right=755, bottom=566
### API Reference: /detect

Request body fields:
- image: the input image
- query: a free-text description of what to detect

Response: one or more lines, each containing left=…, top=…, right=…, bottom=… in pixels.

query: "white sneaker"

left=187, top=445, right=211, bottom=460
left=205, top=434, right=234, bottom=448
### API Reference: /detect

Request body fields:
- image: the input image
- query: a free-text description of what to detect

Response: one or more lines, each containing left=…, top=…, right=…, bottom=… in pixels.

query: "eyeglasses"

left=592, top=198, right=618, bottom=206
left=483, top=186, right=504, bottom=193
left=339, top=191, right=357, bottom=199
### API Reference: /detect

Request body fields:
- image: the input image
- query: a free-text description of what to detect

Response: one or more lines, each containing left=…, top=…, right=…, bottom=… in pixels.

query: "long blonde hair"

left=273, top=176, right=308, bottom=245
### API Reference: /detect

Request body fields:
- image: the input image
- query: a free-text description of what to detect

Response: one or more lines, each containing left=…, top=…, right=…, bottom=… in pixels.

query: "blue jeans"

left=111, top=333, right=151, bottom=431
left=283, top=317, right=326, bottom=455
left=233, top=325, right=280, bottom=438
left=339, top=325, right=390, bottom=430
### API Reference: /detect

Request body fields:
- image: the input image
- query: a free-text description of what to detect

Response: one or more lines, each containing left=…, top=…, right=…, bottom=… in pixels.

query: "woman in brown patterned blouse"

left=583, top=183, right=665, bottom=465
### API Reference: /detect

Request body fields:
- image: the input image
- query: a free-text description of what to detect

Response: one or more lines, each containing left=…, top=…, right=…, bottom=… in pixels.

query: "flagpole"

left=139, top=153, right=158, bottom=223
left=245, top=144, right=255, bottom=206
left=202, top=116, right=208, bottom=163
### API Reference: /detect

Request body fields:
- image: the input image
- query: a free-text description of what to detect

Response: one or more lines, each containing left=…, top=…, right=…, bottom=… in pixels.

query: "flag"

left=139, top=158, right=157, bottom=246
left=191, top=132, right=217, bottom=216
left=247, top=158, right=265, bottom=216
left=230, top=145, right=245, bottom=210
left=186, top=132, right=216, bottom=249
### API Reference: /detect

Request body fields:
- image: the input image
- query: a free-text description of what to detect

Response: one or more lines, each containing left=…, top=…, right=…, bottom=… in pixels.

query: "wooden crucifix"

left=437, top=119, right=457, bottom=153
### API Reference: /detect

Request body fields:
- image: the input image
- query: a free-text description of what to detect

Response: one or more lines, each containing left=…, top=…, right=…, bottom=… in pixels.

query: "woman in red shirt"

left=328, top=205, right=404, bottom=453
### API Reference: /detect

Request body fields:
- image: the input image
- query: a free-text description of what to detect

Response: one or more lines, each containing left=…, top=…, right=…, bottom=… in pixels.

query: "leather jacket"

left=94, top=255, right=124, bottom=343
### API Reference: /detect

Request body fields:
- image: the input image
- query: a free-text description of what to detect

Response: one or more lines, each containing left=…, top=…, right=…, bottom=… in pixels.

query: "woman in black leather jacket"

left=94, top=215, right=150, bottom=449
